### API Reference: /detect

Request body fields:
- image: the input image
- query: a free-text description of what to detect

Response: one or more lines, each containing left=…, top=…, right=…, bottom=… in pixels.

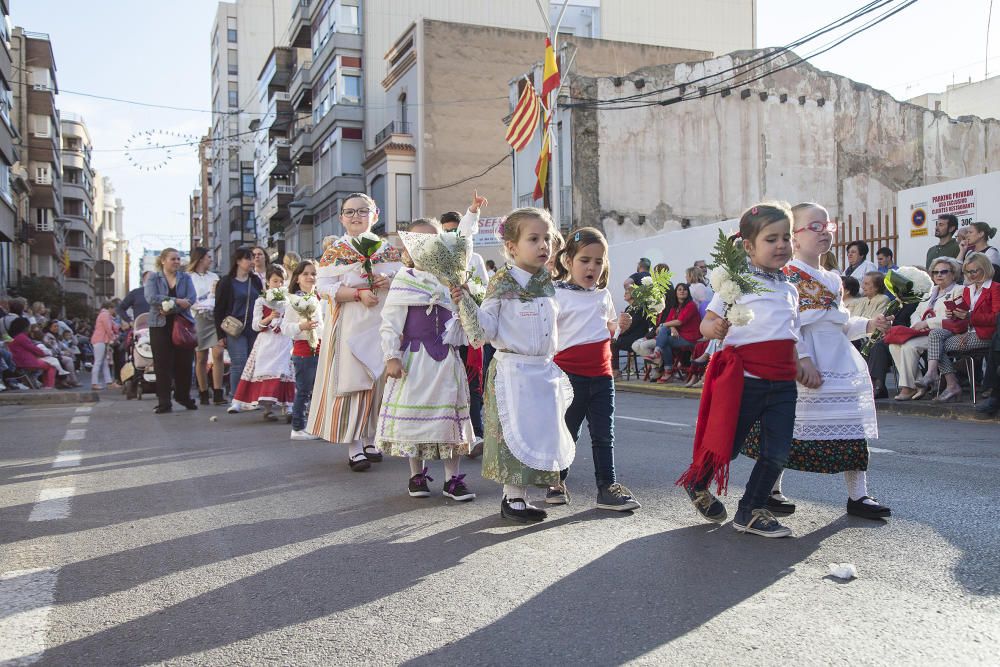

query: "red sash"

left=554, top=339, right=613, bottom=378
left=465, top=346, right=484, bottom=392
left=292, top=340, right=319, bottom=357
left=676, top=340, right=797, bottom=495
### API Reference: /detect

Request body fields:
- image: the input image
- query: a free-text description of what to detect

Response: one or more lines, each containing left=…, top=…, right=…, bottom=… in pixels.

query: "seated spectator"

left=876, top=247, right=898, bottom=274
left=629, top=257, right=652, bottom=284
left=916, top=253, right=1000, bottom=402
left=43, top=320, right=80, bottom=387
left=7, top=318, right=56, bottom=388
left=612, top=280, right=653, bottom=376
left=685, top=266, right=714, bottom=316
left=821, top=251, right=841, bottom=275
left=28, top=323, right=73, bottom=388
left=1, top=297, right=27, bottom=338
left=643, top=283, right=702, bottom=383
left=845, top=240, right=879, bottom=280
left=631, top=284, right=679, bottom=377
left=841, top=275, right=861, bottom=311
left=889, top=258, right=963, bottom=400
left=847, top=271, right=891, bottom=318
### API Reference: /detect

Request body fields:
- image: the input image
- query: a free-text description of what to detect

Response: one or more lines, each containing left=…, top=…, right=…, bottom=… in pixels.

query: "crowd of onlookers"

left=611, top=214, right=1000, bottom=418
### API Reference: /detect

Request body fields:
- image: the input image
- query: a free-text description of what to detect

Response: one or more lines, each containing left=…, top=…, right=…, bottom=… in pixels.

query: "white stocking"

left=443, top=456, right=460, bottom=480
left=844, top=470, right=876, bottom=503
left=408, top=457, right=424, bottom=476
left=348, top=440, right=365, bottom=459
left=503, top=484, right=528, bottom=509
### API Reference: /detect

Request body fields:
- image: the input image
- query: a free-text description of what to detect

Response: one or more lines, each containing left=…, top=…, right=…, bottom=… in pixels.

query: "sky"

left=10, top=0, right=1000, bottom=287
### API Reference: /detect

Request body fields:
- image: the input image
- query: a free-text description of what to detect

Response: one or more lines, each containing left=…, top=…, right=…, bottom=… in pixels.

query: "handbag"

left=942, top=318, right=969, bottom=334
left=171, top=316, right=197, bottom=349
left=220, top=280, right=252, bottom=337
left=883, top=325, right=929, bottom=345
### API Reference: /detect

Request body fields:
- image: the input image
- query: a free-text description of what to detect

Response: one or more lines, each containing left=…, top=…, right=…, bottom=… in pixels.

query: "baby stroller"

left=122, top=313, right=157, bottom=399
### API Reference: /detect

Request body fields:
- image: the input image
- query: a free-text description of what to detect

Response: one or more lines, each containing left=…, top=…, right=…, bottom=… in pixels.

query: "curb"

left=0, top=390, right=101, bottom=407
left=615, top=380, right=1000, bottom=423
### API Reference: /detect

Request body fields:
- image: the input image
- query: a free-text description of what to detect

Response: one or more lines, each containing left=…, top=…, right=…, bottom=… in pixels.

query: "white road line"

left=69, top=416, right=89, bottom=425
left=616, top=415, right=692, bottom=428
left=52, top=451, right=82, bottom=468
left=27, top=487, right=75, bottom=522
left=0, top=568, right=58, bottom=665
left=869, top=447, right=896, bottom=454
left=74, top=406, right=92, bottom=414
left=62, top=429, right=86, bottom=441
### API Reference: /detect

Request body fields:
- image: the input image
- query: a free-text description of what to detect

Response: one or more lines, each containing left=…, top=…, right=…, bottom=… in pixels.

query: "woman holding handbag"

left=891, top=257, right=962, bottom=400
left=144, top=248, right=198, bottom=414
left=213, top=248, right=263, bottom=412
left=917, top=253, right=1000, bottom=401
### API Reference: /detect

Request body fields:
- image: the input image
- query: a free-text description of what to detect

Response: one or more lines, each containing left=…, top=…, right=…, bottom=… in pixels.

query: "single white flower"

left=360, top=231, right=381, bottom=243
left=896, top=266, right=932, bottom=295
left=640, top=275, right=654, bottom=286
left=718, top=280, right=743, bottom=304
left=161, top=299, right=175, bottom=313
left=727, top=303, right=754, bottom=326
left=709, top=266, right=730, bottom=291
left=652, top=301, right=666, bottom=314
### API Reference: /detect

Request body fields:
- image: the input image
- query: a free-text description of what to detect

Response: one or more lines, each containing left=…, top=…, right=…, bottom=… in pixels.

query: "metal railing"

left=374, top=121, right=411, bottom=146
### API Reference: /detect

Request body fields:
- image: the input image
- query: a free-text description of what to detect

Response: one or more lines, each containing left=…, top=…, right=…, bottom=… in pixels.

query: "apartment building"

left=94, top=175, right=128, bottom=298
left=209, top=0, right=292, bottom=272
left=60, top=113, right=97, bottom=305
left=190, top=134, right=213, bottom=252
left=10, top=27, right=64, bottom=291
left=0, top=0, right=17, bottom=296
left=908, top=75, right=1000, bottom=121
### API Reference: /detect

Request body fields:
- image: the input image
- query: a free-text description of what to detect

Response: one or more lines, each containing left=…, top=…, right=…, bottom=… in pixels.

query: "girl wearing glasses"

left=917, top=253, right=1000, bottom=402
left=742, top=202, right=892, bottom=520
left=307, top=193, right=403, bottom=471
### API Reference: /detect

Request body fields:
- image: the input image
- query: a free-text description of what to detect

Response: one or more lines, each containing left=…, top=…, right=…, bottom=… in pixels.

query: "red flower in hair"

left=751, top=206, right=759, bottom=215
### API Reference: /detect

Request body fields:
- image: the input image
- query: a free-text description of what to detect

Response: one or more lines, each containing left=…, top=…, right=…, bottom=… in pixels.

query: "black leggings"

left=150, top=322, right=194, bottom=409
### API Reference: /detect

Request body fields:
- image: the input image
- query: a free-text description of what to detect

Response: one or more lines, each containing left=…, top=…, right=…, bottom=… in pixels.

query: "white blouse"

left=555, top=286, right=616, bottom=352
left=707, top=274, right=800, bottom=348
left=188, top=271, right=219, bottom=299
left=477, top=265, right=558, bottom=357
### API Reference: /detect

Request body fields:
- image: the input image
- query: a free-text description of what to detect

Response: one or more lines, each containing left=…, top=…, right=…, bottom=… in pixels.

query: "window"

left=0, top=86, right=12, bottom=126
left=31, top=114, right=51, bottom=138
left=0, top=161, right=11, bottom=204
left=242, top=172, right=255, bottom=195
left=228, top=49, right=238, bottom=75
left=33, top=164, right=52, bottom=185
left=342, top=139, right=363, bottom=175
left=398, top=93, right=407, bottom=125
left=342, top=75, right=361, bottom=103
left=395, top=174, right=411, bottom=225
left=340, top=3, right=360, bottom=33
left=228, top=82, right=239, bottom=108
left=227, top=16, right=238, bottom=42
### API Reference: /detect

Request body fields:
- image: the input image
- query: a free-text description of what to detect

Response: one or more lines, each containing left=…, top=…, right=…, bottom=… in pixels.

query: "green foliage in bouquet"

left=630, top=267, right=674, bottom=323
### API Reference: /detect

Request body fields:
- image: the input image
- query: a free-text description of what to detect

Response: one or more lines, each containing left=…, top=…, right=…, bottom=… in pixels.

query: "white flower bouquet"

left=161, top=299, right=176, bottom=314
left=287, top=292, right=320, bottom=351
left=264, top=287, right=287, bottom=306
left=707, top=229, right=771, bottom=327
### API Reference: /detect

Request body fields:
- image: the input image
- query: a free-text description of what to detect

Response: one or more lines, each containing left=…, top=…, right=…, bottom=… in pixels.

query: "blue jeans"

left=695, top=378, right=796, bottom=515
left=291, top=355, right=318, bottom=431
left=654, top=328, right=694, bottom=368
left=561, top=373, right=616, bottom=487
left=226, top=331, right=256, bottom=396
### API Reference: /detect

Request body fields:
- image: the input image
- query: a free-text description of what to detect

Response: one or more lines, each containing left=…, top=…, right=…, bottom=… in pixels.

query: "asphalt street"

left=0, top=389, right=997, bottom=665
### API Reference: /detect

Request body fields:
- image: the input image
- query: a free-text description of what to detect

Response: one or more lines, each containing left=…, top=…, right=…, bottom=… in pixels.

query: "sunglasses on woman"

left=930, top=269, right=952, bottom=275
left=793, top=221, right=838, bottom=234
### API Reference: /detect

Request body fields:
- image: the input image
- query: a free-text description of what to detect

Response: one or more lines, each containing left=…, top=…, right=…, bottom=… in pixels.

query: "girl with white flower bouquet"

left=740, top=203, right=893, bottom=521
left=308, top=193, right=402, bottom=471
left=232, top=265, right=296, bottom=422
left=375, top=218, right=477, bottom=502
left=282, top=261, right=324, bottom=440
left=677, top=203, right=808, bottom=539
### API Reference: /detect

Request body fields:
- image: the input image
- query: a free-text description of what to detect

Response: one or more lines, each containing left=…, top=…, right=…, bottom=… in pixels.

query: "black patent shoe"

left=178, top=400, right=198, bottom=411
left=154, top=405, right=172, bottom=414
left=846, top=496, right=891, bottom=519
left=362, top=444, right=383, bottom=463
left=766, top=493, right=796, bottom=515
left=500, top=497, right=547, bottom=523
left=348, top=453, right=371, bottom=472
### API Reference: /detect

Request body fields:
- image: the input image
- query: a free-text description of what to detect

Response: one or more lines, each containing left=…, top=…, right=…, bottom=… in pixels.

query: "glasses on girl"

left=341, top=208, right=372, bottom=218
left=793, top=221, right=838, bottom=234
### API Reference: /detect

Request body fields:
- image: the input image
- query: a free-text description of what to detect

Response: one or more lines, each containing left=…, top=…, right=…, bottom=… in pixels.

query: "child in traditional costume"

left=549, top=226, right=640, bottom=511
left=283, top=260, right=323, bottom=440
left=678, top=203, right=806, bottom=538
left=376, top=219, right=476, bottom=501
left=742, top=203, right=892, bottom=520
left=452, top=207, right=575, bottom=523
left=308, top=193, right=402, bottom=471
left=231, top=265, right=296, bottom=421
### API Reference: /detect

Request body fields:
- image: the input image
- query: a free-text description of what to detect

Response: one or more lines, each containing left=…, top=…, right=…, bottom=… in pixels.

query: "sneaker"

left=596, top=483, right=641, bottom=511
left=290, top=430, right=321, bottom=440
left=227, top=404, right=240, bottom=414
left=500, top=497, right=547, bottom=523
left=545, top=484, right=570, bottom=505
left=443, top=474, right=476, bottom=501
left=766, top=492, right=796, bottom=515
left=467, top=437, right=484, bottom=459
left=685, top=485, right=727, bottom=523
left=733, top=508, right=792, bottom=538
left=408, top=468, right=433, bottom=497
left=846, top=496, right=891, bottom=520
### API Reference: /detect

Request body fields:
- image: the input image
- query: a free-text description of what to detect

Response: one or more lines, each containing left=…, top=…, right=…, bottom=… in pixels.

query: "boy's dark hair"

left=439, top=211, right=462, bottom=226
left=265, top=264, right=287, bottom=284
left=876, top=247, right=893, bottom=258
left=841, top=275, right=861, bottom=298
left=938, top=214, right=959, bottom=232
left=847, top=240, right=870, bottom=258
left=637, top=257, right=652, bottom=271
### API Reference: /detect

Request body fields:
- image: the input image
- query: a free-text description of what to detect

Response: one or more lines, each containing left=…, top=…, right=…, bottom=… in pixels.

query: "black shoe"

left=199, top=390, right=210, bottom=406
left=408, top=468, right=433, bottom=497
left=766, top=493, right=796, bottom=515
left=348, top=453, right=371, bottom=472
left=873, top=380, right=888, bottom=400
left=685, top=484, right=727, bottom=523
left=846, top=496, right=891, bottom=519
left=362, top=444, right=383, bottom=463
left=545, top=485, right=569, bottom=505
left=154, top=405, right=172, bottom=414
left=975, top=397, right=999, bottom=417
left=177, top=400, right=198, bottom=410
left=443, top=475, right=476, bottom=501
left=733, top=508, right=792, bottom=537
left=213, top=388, right=226, bottom=405
left=596, top=483, right=641, bottom=511
left=500, top=497, right=547, bottom=523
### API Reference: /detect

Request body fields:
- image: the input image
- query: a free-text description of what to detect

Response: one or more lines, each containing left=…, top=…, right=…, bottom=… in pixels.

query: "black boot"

left=213, top=388, right=226, bottom=405
left=975, top=396, right=999, bottom=417
left=199, top=389, right=210, bottom=406
left=872, top=380, right=888, bottom=400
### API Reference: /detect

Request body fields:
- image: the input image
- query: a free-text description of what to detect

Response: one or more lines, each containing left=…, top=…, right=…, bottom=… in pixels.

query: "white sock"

left=408, top=457, right=424, bottom=476
left=503, top=484, right=528, bottom=509
left=362, top=436, right=380, bottom=453
left=348, top=440, right=365, bottom=459
left=443, top=456, right=460, bottom=480
left=844, top=470, right=876, bottom=504
left=770, top=471, right=785, bottom=499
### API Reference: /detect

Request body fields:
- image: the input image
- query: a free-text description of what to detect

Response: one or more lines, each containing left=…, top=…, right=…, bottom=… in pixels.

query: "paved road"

left=0, top=390, right=997, bottom=665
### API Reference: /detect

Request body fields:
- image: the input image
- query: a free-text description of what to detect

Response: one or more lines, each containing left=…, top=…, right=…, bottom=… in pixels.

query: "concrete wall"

left=419, top=19, right=708, bottom=223
left=573, top=50, right=1000, bottom=255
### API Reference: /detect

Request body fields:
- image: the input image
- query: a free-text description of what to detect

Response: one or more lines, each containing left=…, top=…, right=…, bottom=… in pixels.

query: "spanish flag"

left=532, top=113, right=551, bottom=201
left=541, top=37, right=560, bottom=97
left=505, top=82, right=540, bottom=152
left=62, top=249, right=70, bottom=275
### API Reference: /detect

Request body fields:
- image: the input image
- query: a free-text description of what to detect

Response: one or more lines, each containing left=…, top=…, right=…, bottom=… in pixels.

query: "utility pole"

left=535, top=0, right=570, bottom=227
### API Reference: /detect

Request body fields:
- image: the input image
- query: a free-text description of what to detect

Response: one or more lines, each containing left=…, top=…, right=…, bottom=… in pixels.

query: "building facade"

left=908, top=74, right=1000, bottom=122
left=10, top=27, right=63, bottom=291
left=60, top=113, right=96, bottom=306
left=209, top=0, right=293, bottom=272
left=0, top=0, right=17, bottom=297
left=190, top=133, right=214, bottom=252
left=94, top=174, right=128, bottom=299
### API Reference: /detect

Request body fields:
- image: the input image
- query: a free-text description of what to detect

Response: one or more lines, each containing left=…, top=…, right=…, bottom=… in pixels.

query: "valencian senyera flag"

left=533, top=113, right=551, bottom=201
left=505, top=81, right=540, bottom=152
left=542, top=37, right=560, bottom=97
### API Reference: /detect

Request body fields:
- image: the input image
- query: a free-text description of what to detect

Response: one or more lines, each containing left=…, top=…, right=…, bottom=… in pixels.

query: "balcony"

left=64, top=277, right=95, bottom=301
left=374, top=120, right=412, bottom=147
left=289, top=60, right=312, bottom=111
left=260, top=140, right=291, bottom=178
left=312, top=102, right=364, bottom=146
left=262, top=93, right=293, bottom=134
left=260, top=184, right=294, bottom=222
left=67, top=245, right=94, bottom=263
left=63, top=180, right=93, bottom=205
left=286, top=0, right=312, bottom=48
left=310, top=27, right=363, bottom=81
left=291, top=123, right=313, bottom=164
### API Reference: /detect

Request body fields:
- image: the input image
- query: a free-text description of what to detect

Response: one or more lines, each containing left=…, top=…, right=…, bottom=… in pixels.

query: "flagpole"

left=549, top=0, right=570, bottom=228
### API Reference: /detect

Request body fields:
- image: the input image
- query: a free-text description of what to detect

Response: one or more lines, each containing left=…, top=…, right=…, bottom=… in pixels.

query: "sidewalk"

left=615, top=379, right=1000, bottom=423
left=0, top=369, right=102, bottom=406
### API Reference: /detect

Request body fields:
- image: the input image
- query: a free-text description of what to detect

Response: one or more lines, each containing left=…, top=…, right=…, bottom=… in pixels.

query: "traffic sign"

left=94, top=259, right=115, bottom=277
